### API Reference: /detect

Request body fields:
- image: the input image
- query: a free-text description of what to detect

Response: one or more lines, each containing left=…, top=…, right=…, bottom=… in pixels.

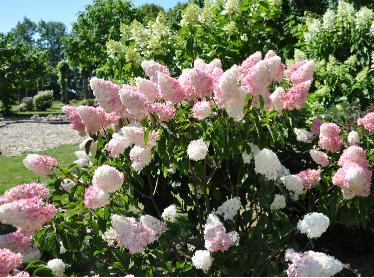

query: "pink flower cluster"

left=0, top=248, right=22, bottom=276
left=110, top=215, right=158, bottom=254
left=0, top=183, right=48, bottom=205
left=62, top=105, right=86, bottom=136
left=0, top=182, right=53, bottom=269
left=105, top=125, right=159, bottom=171
left=84, top=165, right=124, bottom=209
left=192, top=100, right=212, bottom=120
left=333, top=146, right=372, bottom=199
left=0, top=197, right=56, bottom=235
left=310, top=117, right=323, bottom=135
left=309, top=149, right=329, bottom=167
left=204, top=214, right=232, bottom=252
left=90, top=77, right=122, bottom=113
left=297, top=169, right=321, bottom=189
left=23, top=154, right=58, bottom=176
left=0, top=229, right=40, bottom=263
left=285, top=248, right=343, bottom=277
left=63, top=105, right=119, bottom=136
left=318, top=123, right=343, bottom=153
left=357, top=112, right=374, bottom=132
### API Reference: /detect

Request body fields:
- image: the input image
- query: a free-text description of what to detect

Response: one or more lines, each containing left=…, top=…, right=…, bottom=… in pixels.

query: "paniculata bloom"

left=140, top=215, right=167, bottom=239
left=105, top=133, right=130, bottom=157
left=294, top=128, right=313, bottom=143
left=111, top=215, right=156, bottom=254
left=222, top=0, right=240, bottom=15
left=119, top=86, right=149, bottom=120
left=47, top=259, right=66, bottom=277
left=216, top=197, right=241, bottom=221
left=78, top=106, right=115, bottom=134
left=297, top=169, right=320, bottom=188
left=84, top=186, right=110, bottom=209
left=0, top=230, right=40, bottom=263
left=332, top=164, right=372, bottom=199
left=158, top=72, right=185, bottom=103
left=0, top=183, right=48, bottom=205
left=281, top=175, right=304, bottom=197
left=270, top=87, right=285, bottom=114
left=338, top=145, right=369, bottom=168
left=310, top=150, right=329, bottom=167
left=180, top=3, right=200, bottom=27
left=62, top=105, right=86, bottom=136
left=23, top=154, right=58, bottom=176
left=297, top=212, right=329, bottom=238
left=311, top=117, right=323, bottom=134
left=149, top=102, right=176, bottom=122
left=285, top=248, right=343, bottom=277
left=204, top=214, right=231, bottom=252
left=129, top=146, right=152, bottom=172
left=192, top=101, right=212, bottom=120
left=347, top=130, right=360, bottom=145
left=161, top=204, right=177, bottom=222
left=92, top=165, right=124, bottom=193
left=270, top=194, right=286, bottom=210
left=281, top=80, right=312, bottom=110
left=74, top=151, right=90, bottom=168
left=141, top=60, right=170, bottom=83
left=90, top=77, right=122, bottom=113
left=318, top=123, right=343, bottom=153
left=192, top=250, right=212, bottom=272
left=187, top=139, right=209, bottom=161
left=135, top=77, right=159, bottom=102
left=228, top=231, right=240, bottom=247
left=333, top=145, right=372, bottom=199
left=286, top=60, right=315, bottom=85
left=357, top=112, right=374, bottom=132
left=0, top=197, right=56, bottom=235
left=0, top=248, right=22, bottom=276
left=254, top=148, right=282, bottom=180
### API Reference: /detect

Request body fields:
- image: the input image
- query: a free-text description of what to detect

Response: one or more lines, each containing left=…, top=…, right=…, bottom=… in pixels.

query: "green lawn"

left=0, top=144, right=78, bottom=194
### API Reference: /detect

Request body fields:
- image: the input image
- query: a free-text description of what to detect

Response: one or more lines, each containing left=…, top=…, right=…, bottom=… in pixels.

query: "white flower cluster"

left=254, top=148, right=282, bottom=180
left=285, top=249, right=343, bottom=277
left=281, top=175, right=304, bottom=199
left=216, top=197, right=241, bottom=221
left=161, top=204, right=177, bottom=222
left=294, top=128, right=313, bottom=143
left=47, top=259, right=66, bottom=277
left=347, top=130, right=360, bottom=145
left=187, top=139, right=209, bottom=161
left=270, top=194, right=286, bottom=210
left=297, top=212, right=330, bottom=239
left=140, top=215, right=168, bottom=239
left=228, top=231, right=240, bottom=246
left=191, top=250, right=213, bottom=272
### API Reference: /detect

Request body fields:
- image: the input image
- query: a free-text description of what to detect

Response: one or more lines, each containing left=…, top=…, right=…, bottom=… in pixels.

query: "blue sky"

left=0, top=0, right=184, bottom=33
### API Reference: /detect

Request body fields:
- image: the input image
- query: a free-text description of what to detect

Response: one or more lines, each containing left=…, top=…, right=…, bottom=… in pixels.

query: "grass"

left=0, top=144, right=78, bottom=194
left=10, top=99, right=88, bottom=116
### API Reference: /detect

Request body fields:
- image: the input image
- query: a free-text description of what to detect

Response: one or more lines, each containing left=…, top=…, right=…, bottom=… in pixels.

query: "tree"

left=9, top=17, right=37, bottom=45
left=137, top=3, right=165, bottom=21
left=65, top=0, right=138, bottom=98
left=0, top=32, right=49, bottom=114
left=57, top=60, right=71, bottom=103
left=37, top=20, right=67, bottom=95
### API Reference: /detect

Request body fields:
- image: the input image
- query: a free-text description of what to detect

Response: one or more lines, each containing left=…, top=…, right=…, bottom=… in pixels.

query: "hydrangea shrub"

left=0, top=49, right=373, bottom=277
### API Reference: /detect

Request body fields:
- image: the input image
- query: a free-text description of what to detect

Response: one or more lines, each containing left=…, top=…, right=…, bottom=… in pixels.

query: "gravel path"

left=0, top=122, right=82, bottom=156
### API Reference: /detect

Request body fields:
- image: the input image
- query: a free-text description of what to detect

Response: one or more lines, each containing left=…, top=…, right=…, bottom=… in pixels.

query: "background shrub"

left=20, top=97, right=34, bottom=111
left=33, top=90, right=54, bottom=111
